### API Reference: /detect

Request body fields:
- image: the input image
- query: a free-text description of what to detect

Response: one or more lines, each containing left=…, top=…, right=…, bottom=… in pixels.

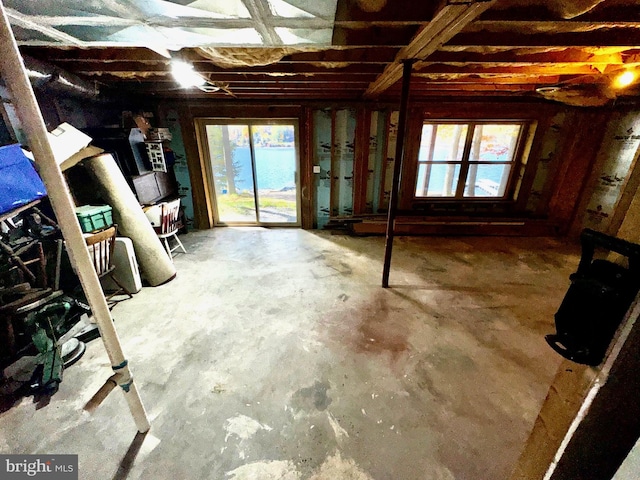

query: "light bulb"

left=171, top=61, right=205, bottom=88
left=614, top=71, right=636, bottom=89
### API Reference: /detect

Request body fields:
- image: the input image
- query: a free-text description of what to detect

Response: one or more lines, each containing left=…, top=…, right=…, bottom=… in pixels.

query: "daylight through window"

left=415, top=122, right=524, bottom=199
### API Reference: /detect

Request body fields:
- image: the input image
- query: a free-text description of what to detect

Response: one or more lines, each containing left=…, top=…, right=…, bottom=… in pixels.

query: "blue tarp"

left=0, top=143, right=47, bottom=216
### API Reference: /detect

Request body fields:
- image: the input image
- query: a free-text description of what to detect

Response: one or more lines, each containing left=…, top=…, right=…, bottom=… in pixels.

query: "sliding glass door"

left=197, top=120, right=300, bottom=226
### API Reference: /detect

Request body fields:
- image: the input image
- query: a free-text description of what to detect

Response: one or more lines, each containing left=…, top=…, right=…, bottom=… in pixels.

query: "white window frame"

left=414, top=120, right=527, bottom=201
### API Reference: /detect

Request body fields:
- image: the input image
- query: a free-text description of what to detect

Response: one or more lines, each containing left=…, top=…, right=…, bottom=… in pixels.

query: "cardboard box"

left=21, top=123, right=99, bottom=170
left=47, top=123, right=92, bottom=165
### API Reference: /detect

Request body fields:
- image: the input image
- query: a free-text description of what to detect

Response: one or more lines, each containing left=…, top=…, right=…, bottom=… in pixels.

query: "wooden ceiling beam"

left=415, top=64, right=599, bottom=75
left=478, top=4, right=640, bottom=23
left=19, top=46, right=169, bottom=62
left=426, top=48, right=640, bottom=65
left=91, top=73, right=559, bottom=86
left=113, top=90, right=362, bottom=100
left=97, top=77, right=374, bottom=86
left=385, top=83, right=537, bottom=92
left=241, top=0, right=282, bottom=45
left=106, top=83, right=364, bottom=91
left=364, top=0, right=497, bottom=98
left=200, top=86, right=366, bottom=92
left=9, top=15, right=331, bottom=30
left=409, top=74, right=562, bottom=84
left=76, top=63, right=386, bottom=75
left=447, top=30, right=640, bottom=48
left=438, top=45, right=625, bottom=53
left=97, top=76, right=369, bottom=90
left=20, top=46, right=401, bottom=64
left=466, top=20, right=640, bottom=35
left=6, top=8, right=85, bottom=46
left=24, top=45, right=640, bottom=70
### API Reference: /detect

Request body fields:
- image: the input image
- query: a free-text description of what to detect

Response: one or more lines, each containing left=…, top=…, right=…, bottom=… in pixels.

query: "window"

left=415, top=122, right=524, bottom=199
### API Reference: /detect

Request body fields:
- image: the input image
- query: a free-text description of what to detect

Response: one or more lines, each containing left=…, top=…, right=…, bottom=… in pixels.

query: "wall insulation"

left=527, top=111, right=569, bottom=212
left=381, top=111, right=400, bottom=211
left=581, top=111, right=640, bottom=231
left=314, top=109, right=332, bottom=228
left=331, top=109, right=356, bottom=217
left=367, top=110, right=388, bottom=214
left=312, top=108, right=393, bottom=227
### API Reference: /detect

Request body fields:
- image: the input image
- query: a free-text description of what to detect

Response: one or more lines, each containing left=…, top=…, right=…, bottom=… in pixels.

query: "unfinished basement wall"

left=308, top=103, right=600, bottom=234
left=31, top=93, right=198, bottom=227
left=157, top=108, right=195, bottom=227
left=526, top=110, right=569, bottom=214
left=174, top=100, right=619, bottom=237
left=312, top=107, right=397, bottom=229
left=36, top=93, right=128, bottom=132
left=569, top=110, right=640, bottom=238
left=0, top=88, right=124, bottom=145
left=311, top=102, right=599, bottom=236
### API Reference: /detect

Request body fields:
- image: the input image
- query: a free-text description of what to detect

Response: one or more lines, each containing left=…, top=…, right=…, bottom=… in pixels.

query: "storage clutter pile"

left=0, top=194, right=91, bottom=397
left=0, top=134, right=129, bottom=399
left=1, top=118, right=183, bottom=402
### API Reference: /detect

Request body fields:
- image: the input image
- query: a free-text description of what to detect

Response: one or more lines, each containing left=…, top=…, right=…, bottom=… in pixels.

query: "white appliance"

left=101, top=236, right=142, bottom=294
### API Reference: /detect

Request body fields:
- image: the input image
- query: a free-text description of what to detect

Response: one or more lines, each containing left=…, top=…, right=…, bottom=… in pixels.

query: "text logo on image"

left=0, top=455, right=78, bottom=479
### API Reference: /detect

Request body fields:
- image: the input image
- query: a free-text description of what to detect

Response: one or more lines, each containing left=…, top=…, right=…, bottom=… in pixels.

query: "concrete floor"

left=0, top=228, right=581, bottom=480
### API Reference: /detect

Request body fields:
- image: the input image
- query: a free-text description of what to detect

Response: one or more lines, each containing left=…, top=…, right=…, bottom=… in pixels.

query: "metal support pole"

left=0, top=1, right=150, bottom=433
left=382, top=60, right=413, bottom=288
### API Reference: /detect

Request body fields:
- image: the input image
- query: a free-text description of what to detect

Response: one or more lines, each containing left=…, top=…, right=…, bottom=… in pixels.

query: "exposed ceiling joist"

left=399, top=1, right=496, bottom=60
left=6, top=8, right=85, bottom=46
left=241, top=0, right=282, bottom=45
left=364, top=0, right=496, bottom=98
left=414, top=64, right=600, bottom=75
left=479, top=4, right=638, bottom=22
left=385, top=83, right=538, bottom=92
left=409, top=75, right=563, bottom=84
left=466, top=20, right=640, bottom=34
left=21, top=46, right=640, bottom=69
left=77, top=63, right=386, bottom=76
left=425, top=48, right=640, bottom=65
left=6, top=15, right=331, bottom=30
left=9, top=0, right=640, bottom=104
left=448, top=30, right=640, bottom=48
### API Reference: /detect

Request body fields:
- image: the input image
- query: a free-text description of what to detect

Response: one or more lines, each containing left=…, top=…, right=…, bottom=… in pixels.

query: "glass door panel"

left=205, top=124, right=256, bottom=223
left=252, top=125, right=298, bottom=224
left=199, top=120, right=300, bottom=226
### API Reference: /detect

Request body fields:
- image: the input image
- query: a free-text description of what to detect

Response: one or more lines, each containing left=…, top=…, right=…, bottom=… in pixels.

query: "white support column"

left=0, top=1, right=150, bottom=433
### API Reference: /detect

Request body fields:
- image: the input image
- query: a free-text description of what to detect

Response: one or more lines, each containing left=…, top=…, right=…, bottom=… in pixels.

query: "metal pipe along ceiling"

left=21, top=55, right=99, bottom=98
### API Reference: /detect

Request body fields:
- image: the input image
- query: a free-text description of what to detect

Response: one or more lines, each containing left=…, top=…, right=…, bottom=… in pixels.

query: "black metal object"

left=382, top=60, right=414, bottom=288
left=546, top=229, right=640, bottom=366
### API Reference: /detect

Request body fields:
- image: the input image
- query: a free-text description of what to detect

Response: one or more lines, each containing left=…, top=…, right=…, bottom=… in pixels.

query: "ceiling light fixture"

left=613, top=70, right=637, bottom=89
left=171, top=60, right=205, bottom=88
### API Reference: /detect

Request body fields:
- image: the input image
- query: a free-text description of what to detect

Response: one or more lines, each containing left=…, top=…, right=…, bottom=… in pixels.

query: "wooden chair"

left=157, top=199, right=186, bottom=261
left=85, top=225, right=132, bottom=303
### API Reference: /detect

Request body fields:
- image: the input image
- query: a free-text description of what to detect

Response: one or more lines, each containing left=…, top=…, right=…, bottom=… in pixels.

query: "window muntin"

left=415, top=122, right=524, bottom=199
